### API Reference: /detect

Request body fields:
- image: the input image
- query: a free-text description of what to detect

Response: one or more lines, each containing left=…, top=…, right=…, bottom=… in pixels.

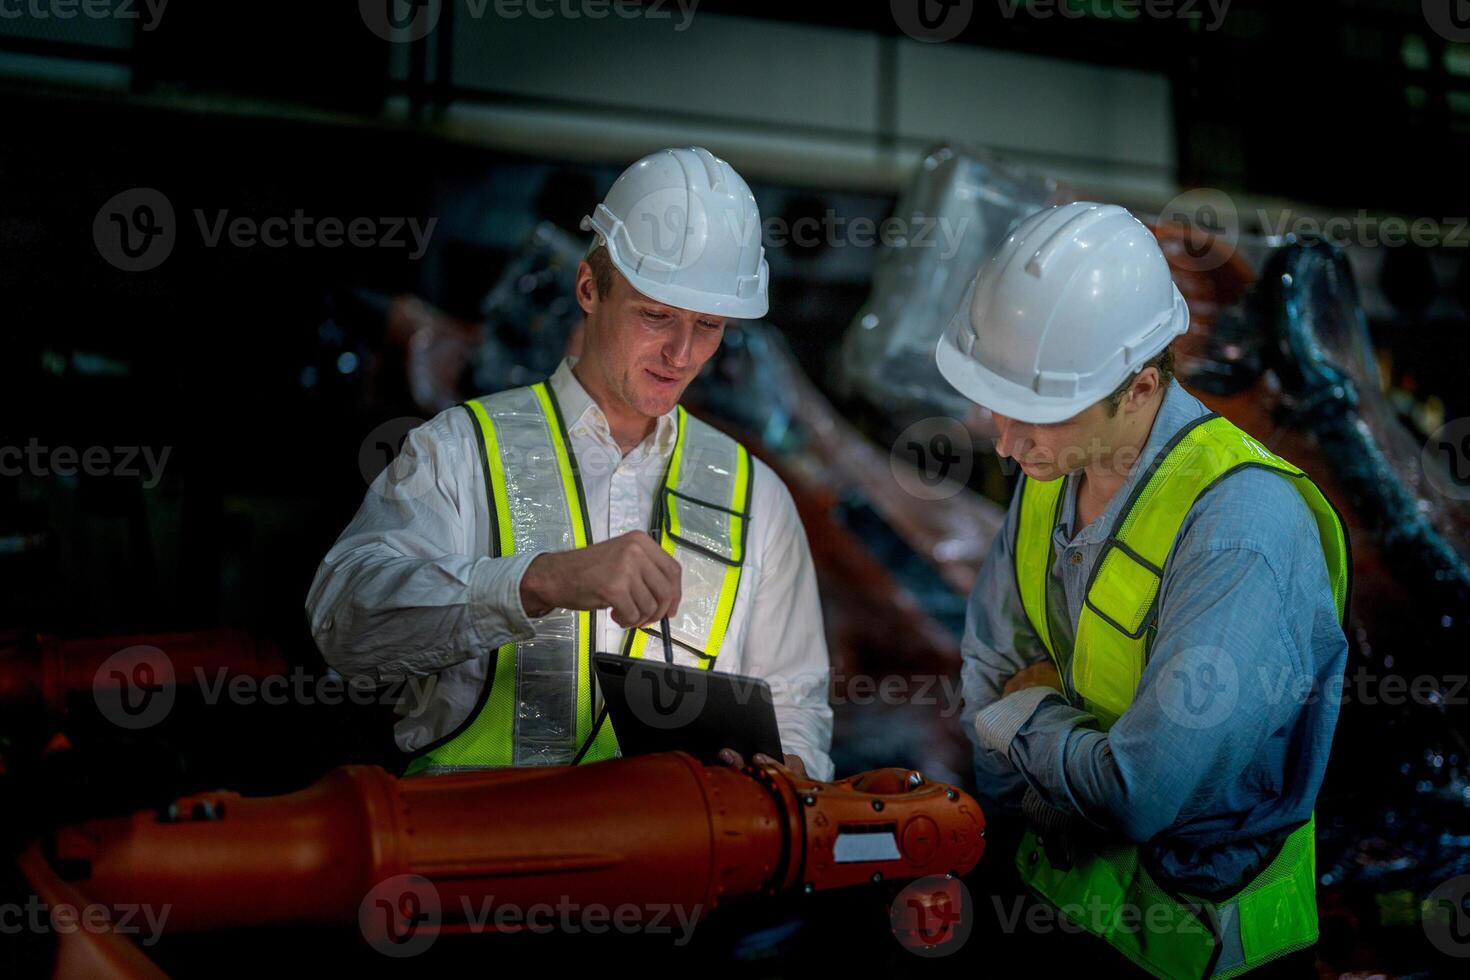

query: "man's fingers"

left=718, top=748, right=744, bottom=767
left=608, top=581, right=651, bottom=628
left=592, top=532, right=684, bottom=624
left=625, top=578, right=659, bottom=627
left=631, top=542, right=681, bottom=622
left=609, top=594, right=640, bottom=628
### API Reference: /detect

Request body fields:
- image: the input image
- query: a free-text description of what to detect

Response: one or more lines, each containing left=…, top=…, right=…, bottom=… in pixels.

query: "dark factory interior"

left=3, top=2, right=1470, bottom=977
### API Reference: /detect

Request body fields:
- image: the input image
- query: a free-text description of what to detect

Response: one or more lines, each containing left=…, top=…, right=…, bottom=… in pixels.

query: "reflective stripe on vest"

left=406, top=384, right=752, bottom=775
left=621, top=405, right=751, bottom=667
left=1012, top=413, right=1351, bottom=978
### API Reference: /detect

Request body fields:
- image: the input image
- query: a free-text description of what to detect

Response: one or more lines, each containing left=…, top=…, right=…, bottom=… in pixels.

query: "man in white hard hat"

left=307, top=147, right=833, bottom=780
left=939, top=202, right=1349, bottom=977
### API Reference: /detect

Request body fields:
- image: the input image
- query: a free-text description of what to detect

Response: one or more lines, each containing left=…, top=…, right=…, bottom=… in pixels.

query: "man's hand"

left=718, top=749, right=808, bottom=778
left=1002, top=661, right=1063, bottom=697
left=519, top=530, right=682, bottom=627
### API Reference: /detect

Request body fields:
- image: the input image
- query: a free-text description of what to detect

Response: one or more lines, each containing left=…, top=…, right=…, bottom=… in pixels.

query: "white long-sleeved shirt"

left=306, top=358, right=834, bottom=779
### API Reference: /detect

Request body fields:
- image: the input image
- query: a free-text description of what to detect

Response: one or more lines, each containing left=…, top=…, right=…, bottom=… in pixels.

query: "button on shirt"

left=307, top=358, right=834, bottom=780
left=960, top=380, right=1349, bottom=893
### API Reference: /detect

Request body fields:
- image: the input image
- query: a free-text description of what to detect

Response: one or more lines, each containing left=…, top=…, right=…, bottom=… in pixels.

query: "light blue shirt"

left=961, top=379, right=1349, bottom=894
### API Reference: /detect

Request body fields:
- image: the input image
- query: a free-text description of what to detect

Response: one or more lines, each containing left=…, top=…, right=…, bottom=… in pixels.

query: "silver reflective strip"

left=483, top=385, right=580, bottom=766
left=411, top=763, right=501, bottom=776
left=664, top=414, right=744, bottom=652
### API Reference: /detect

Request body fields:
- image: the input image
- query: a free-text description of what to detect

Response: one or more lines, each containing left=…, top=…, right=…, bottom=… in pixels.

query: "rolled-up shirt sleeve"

left=959, top=482, right=1050, bottom=813
left=305, top=411, right=538, bottom=684
left=743, top=470, right=835, bottom=782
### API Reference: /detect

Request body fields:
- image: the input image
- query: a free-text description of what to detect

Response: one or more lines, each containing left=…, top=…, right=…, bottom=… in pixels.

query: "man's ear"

left=574, top=260, right=599, bottom=316
left=1129, top=367, right=1162, bottom=411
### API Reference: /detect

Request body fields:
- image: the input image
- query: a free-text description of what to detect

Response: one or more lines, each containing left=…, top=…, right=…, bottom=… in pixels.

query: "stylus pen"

left=653, top=484, right=675, bottom=665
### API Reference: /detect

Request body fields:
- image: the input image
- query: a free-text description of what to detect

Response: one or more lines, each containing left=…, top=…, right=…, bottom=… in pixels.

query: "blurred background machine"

left=4, top=3, right=1470, bottom=976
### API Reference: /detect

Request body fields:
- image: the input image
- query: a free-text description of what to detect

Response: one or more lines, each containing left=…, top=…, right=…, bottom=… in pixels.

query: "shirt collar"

left=549, top=357, right=679, bottom=455
left=1062, top=378, right=1213, bottom=544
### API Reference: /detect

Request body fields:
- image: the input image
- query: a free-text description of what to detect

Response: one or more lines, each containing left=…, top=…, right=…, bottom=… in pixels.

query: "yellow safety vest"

left=1012, top=413, right=1350, bottom=978
left=406, top=381, right=752, bottom=774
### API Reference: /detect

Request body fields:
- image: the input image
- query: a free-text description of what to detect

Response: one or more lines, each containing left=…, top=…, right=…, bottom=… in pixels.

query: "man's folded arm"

left=975, top=538, right=1308, bottom=843
left=305, top=414, right=538, bottom=685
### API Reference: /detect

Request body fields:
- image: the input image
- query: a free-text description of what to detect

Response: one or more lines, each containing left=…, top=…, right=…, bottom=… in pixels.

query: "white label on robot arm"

left=832, top=826, right=902, bottom=863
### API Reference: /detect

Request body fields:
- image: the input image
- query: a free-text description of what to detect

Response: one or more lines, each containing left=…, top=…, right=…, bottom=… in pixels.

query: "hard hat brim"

left=607, top=251, right=770, bottom=320
left=935, top=328, right=1095, bottom=425
left=582, top=219, right=769, bottom=321
left=935, top=274, right=1190, bottom=424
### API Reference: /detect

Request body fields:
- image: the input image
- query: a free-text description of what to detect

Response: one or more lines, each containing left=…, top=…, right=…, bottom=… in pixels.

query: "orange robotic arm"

left=36, top=752, right=983, bottom=956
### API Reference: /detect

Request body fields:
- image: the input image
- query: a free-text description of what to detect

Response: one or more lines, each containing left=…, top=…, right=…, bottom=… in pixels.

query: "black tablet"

left=592, top=653, right=783, bottom=765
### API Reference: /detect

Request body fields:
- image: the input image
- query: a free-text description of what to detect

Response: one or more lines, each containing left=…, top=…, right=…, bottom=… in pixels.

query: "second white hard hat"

left=581, top=147, right=769, bottom=320
left=935, top=201, right=1189, bottom=424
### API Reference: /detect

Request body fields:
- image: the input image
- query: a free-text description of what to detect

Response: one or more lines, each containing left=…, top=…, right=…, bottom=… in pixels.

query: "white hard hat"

left=935, top=201, right=1189, bottom=424
left=581, top=147, right=769, bottom=320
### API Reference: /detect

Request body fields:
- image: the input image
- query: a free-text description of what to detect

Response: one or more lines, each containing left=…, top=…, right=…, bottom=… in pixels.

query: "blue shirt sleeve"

left=976, top=468, right=1339, bottom=844
left=958, top=481, right=1050, bottom=816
